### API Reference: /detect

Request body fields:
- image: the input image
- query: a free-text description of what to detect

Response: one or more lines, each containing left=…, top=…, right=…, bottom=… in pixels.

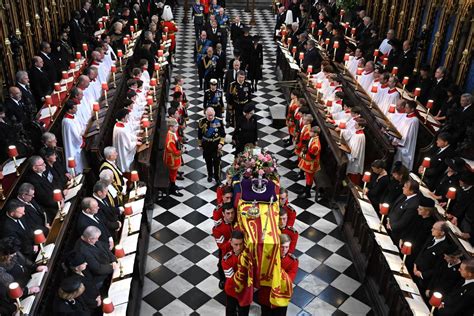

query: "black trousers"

left=261, top=305, right=288, bottom=316
left=218, top=249, right=225, bottom=282
left=203, top=142, right=221, bottom=179
left=226, top=295, right=250, bottom=316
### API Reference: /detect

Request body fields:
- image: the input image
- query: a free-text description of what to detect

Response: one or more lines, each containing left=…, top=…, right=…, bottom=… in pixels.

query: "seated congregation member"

left=429, top=157, right=465, bottom=203
left=0, top=200, right=38, bottom=259
left=64, top=252, right=101, bottom=312
left=386, top=178, right=420, bottom=246
left=297, top=126, right=321, bottom=199
left=438, top=259, right=474, bottom=316
left=76, top=198, right=114, bottom=250
left=113, top=109, right=142, bottom=173
left=222, top=230, right=249, bottom=316
left=417, top=132, right=455, bottom=191
left=98, top=169, right=120, bottom=207
left=426, top=250, right=463, bottom=299
left=447, top=172, right=474, bottom=227
left=74, top=226, right=117, bottom=290
left=380, top=161, right=409, bottom=207
left=366, top=159, right=389, bottom=212
left=53, top=276, right=92, bottom=315
left=302, top=39, right=321, bottom=72
left=279, top=209, right=298, bottom=253
left=15, top=183, right=50, bottom=235
left=233, top=104, right=258, bottom=155
left=92, top=181, right=122, bottom=242
left=100, top=146, right=127, bottom=202
left=346, top=119, right=367, bottom=185
left=280, top=188, right=297, bottom=227
left=258, top=233, right=299, bottom=315
left=0, top=237, right=47, bottom=288
left=27, top=155, right=67, bottom=219
left=40, top=147, right=69, bottom=189
left=213, top=203, right=235, bottom=289
left=41, top=132, right=71, bottom=182
left=413, top=221, right=451, bottom=290
left=62, top=100, right=86, bottom=173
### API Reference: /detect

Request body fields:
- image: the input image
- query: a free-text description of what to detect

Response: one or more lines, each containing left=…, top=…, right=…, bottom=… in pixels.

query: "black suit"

left=14, top=198, right=49, bottom=234
left=27, top=170, right=62, bottom=219
left=428, top=261, right=462, bottom=296
left=438, top=282, right=474, bottom=316
left=4, top=98, right=30, bottom=126
left=74, top=239, right=116, bottom=286
left=69, top=19, right=86, bottom=51
left=396, top=49, right=415, bottom=79
left=46, top=162, right=68, bottom=189
left=230, top=23, right=244, bottom=43
left=388, top=194, right=420, bottom=244
left=428, top=78, right=449, bottom=115
left=223, top=69, right=238, bottom=93
left=423, top=146, right=455, bottom=191
left=450, top=186, right=474, bottom=224
left=39, top=52, right=57, bottom=85
left=0, top=216, right=35, bottom=258
left=93, top=197, right=121, bottom=241
left=76, top=212, right=112, bottom=245
left=16, top=83, right=36, bottom=112
left=29, top=66, right=51, bottom=106
left=414, top=237, right=451, bottom=287
left=302, top=47, right=321, bottom=72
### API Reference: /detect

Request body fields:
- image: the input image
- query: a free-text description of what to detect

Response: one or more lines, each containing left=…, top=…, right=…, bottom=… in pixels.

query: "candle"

left=34, top=230, right=46, bottom=244
left=401, top=241, right=412, bottom=255
left=67, top=157, right=76, bottom=169
left=389, top=104, right=396, bottom=113
left=311, top=21, right=316, bottom=33
left=380, top=203, right=390, bottom=215
left=8, top=282, right=23, bottom=299
left=382, top=57, right=388, bottom=68
left=105, top=2, right=110, bottom=12
left=429, top=292, right=443, bottom=309
left=362, top=171, right=371, bottom=183
left=446, top=187, right=456, bottom=200
left=307, top=65, right=313, bottom=74
left=426, top=100, right=434, bottom=109
left=299, top=52, right=304, bottom=60
left=8, top=145, right=18, bottom=158
left=339, top=121, right=346, bottom=129
left=124, top=203, right=133, bottom=216
left=82, top=43, right=88, bottom=52
left=147, top=96, right=153, bottom=106
left=422, top=157, right=431, bottom=168
left=102, top=298, right=115, bottom=314
left=392, top=67, right=398, bottom=75
left=150, top=78, right=157, bottom=87
left=287, top=37, right=292, bottom=46
left=373, top=49, right=379, bottom=57
left=325, top=38, right=330, bottom=48
left=53, top=189, right=62, bottom=202
left=142, top=118, right=150, bottom=128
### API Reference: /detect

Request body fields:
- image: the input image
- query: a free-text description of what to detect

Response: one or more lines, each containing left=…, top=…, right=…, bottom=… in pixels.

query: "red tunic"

left=222, top=251, right=239, bottom=298
left=162, top=20, right=178, bottom=51
left=282, top=203, right=297, bottom=227
left=163, top=130, right=181, bottom=170
left=298, top=136, right=321, bottom=174
left=212, top=219, right=233, bottom=251
left=294, top=123, right=311, bottom=156
left=281, top=226, right=298, bottom=253
left=286, top=100, right=299, bottom=137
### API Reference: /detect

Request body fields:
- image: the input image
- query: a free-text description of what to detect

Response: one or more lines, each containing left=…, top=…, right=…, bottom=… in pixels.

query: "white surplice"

left=62, top=114, right=84, bottom=173
left=358, top=71, right=374, bottom=92
left=346, top=131, right=366, bottom=174
left=113, top=122, right=138, bottom=172
left=393, top=114, right=419, bottom=170
left=379, top=88, right=400, bottom=115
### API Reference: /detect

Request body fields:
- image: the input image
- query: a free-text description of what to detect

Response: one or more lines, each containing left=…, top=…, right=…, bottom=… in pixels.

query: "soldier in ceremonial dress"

left=227, top=71, right=252, bottom=128
left=298, top=126, right=321, bottom=198
left=192, top=0, right=205, bottom=38
left=279, top=208, right=299, bottom=253
left=163, top=118, right=184, bottom=197
left=203, top=78, right=225, bottom=117
left=212, top=203, right=235, bottom=289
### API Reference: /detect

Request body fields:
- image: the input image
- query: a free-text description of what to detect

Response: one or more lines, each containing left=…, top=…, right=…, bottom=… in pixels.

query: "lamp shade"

left=67, top=157, right=76, bottom=168
left=318, top=29, right=323, bottom=36
left=105, top=3, right=110, bottom=10
left=356, top=67, right=363, bottom=76
left=351, top=28, right=356, bottom=35
left=111, top=65, right=117, bottom=73
left=422, top=157, right=431, bottom=168
left=8, top=282, right=23, bottom=299
left=371, top=85, right=378, bottom=93
left=362, top=172, right=371, bottom=183
left=311, top=21, right=316, bottom=28
left=124, top=203, right=133, bottom=216
left=154, top=63, right=160, bottom=71
left=158, top=50, right=164, bottom=57
left=345, top=22, right=349, bottom=29
left=69, top=61, right=76, bottom=70
left=333, top=41, right=339, bottom=49
left=340, top=9, right=345, bottom=15
left=315, top=80, right=323, bottom=89
left=34, top=230, right=46, bottom=244
left=130, top=25, right=135, bottom=33
left=45, top=95, right=53, bottom=105
left=8, top=145, right=18, bottom=158
left=101, top=82, right=109, bottom=91
left=142, top=118, right=150, bottom=128
left=382, top=57, right=388, bottom=65
left=426, top=100, right=434, bottom=109
left=326, top=100, right=333, bottom=107
left=338, top=121, right=346, bottom=129
left=429, top=292, right=443, bottom=308
left=147, top=96, right=153, bottom=105
left=93, top=102, right=100, bottom=112
left=380, top=203, right=390, bottom=215
left=287, top=38, right=292, bottom=46
left=401, top=241, right=412, bottom=255
left=102, top=298, right=115, bottom=313
left=150, top=78, right=157, bottom=87
left=299, top=52, right=304, bottom=60
left=373, top=49, right=379, bottom=57
left=414, top=87, right=421, bottom=97
left=53, top=189, right=63, bottom=202
left=82, top=43, right=88, bottom=51
left=291, top=46, right=297, bottom=54
left=391, top=67, right=398, bottom=75
left=325, top=38, right=330, bottom=45
left=134, top=18, right=138, bottom=25
left=130, top=170, right=139, bottom=182
left=388, top=104, right=396, bottom=113
left=98, top=22, right=103, bottom=29
left=344, top=53, right=350, bottom=61
left=54, top=83, right=61, bottom=91
left=62, top=71, right=68, bottom=79
left=402, top=77, right=409, bottom=85
left=307, top=65, right=313, bottom=74
left=446, top=187, right=457, bottom=200
left=75, top=52, right=81, bottom=60
left=117, top=50, right=123, bottom=58
left=114, top=245, right=125, bottom=258
left=123, top=37, right=129, bottom=45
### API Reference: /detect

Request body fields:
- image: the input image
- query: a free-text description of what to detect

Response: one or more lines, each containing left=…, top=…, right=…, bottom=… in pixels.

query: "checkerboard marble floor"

left=140, top=7, right=372, bottom=315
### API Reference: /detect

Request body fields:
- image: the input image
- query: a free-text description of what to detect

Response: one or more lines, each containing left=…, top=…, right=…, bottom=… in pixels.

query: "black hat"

left=243, top=104, right=255, bottom=113
left=115, top=108, right=129, bottom=121
left=445, top=157, right=466, bottom=173
left=0, top=237, right=21, bottom=256
left=67, top=252, right=87, bottom=268
left=419, top=195, right=435, bottom=208
left=60, top=276, right=83, bottom=293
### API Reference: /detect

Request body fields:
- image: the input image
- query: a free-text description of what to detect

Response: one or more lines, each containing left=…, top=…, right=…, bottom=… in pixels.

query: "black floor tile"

left=186, top=158, right=206, bottom=169
left=181, top=245, right=209, bottom=263
left=184, top=196, right=208, bottom=209
left=296, top=211, right=320, bottom=225
left=318, top=285, right=349, bottom=308
left=154, top=211, right=180, bottom=226
left=182, top=227, right=208, bottom=243
left=180, top=265, right=210, bottom=285
left=300, top=227, right=325, bottom=243
left=156, top=197, right=181, bottom=210
left=179, top=287, right=212, bottom=310
left=148, top=245, right=178, bottom=264
left=151, top=227, right=179, bottom=243
left=184, top=182, right=208, bottom=195
left=182, top=211, right=208, bottom=226
left=146, top=265, right=177, bottom=286
left=292, top=198, right=317, bottom=210
left=290, top=286, right=316, bottom=309
left=143, top=287, right=176, bottom=311
left=306, top=244, right=333, bottom=262
left=311, top=263, right=340, bottom=283
left=293, top=268, right=309, bottom=285
left=185, top=170, right=207, bottom=182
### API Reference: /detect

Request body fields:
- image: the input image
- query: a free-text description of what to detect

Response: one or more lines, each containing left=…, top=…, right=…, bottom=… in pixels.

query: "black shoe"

left=178, top=171, right=184, bottom=176
left=176, top=174, right=185, bottom=180
left=218, top=280, right=225, bottom=290
left=298, top=185, right=311, bottom=198
left=207, top=176, right=213, bottom=182
left=297, top=171, right=305, bottom=180
left=170, top=189, right=183, bottom=197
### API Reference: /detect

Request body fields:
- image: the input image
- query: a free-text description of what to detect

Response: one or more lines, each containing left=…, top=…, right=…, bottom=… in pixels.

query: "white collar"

left=464, top=279, right=474, bottom=286
left=405, top=193, right=417, bottom=200
left=438, top=144, right=450, bottom=153
left=82, top=211, right=98, bottom=222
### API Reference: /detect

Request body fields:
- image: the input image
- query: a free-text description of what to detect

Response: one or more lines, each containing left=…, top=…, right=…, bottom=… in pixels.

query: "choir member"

left=346, top=119, right=367, bottom=185
left=347, top=48, right=364, bottom=76
left=112, top=109, right=141, bottom=173
left=379, top=76, right=400, bottom=115
left=393, top=101, right=419, bottom=170
left=358, top=60, right=375, bottom=91
left=62, top=100, right=86, bottom=173
left=378, top=29, right=395, bottom=57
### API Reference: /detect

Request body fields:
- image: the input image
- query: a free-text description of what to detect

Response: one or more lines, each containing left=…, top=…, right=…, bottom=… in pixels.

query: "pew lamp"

left=425, top=100, right=434, bottom=123
left=400, top=241, right=412, bottom=274
left=142, top=118, right=150, bottom=145
left=388, top=104, right=396, bottom=114
left=355, top=67, right=363, bottom=91
left=67, top=157, right=78, bottom=186
left=420, top=157, right=431, bottom=182
left=382, top=57, right=388, bottom=70
left=92, top=102, right=100, bottom=131
left=339, top=9, right=344, bottom=22
left=154, top=62, right=161, bottom=84
left=102, top=16, right=108, bottom=29
left=298, top=52, right=304, bottom=66
left=150, top=78, right=157, bottom=101
left=157, top=50, right=164, bottom=64
left=379, top=203, right=389, bottom=232
left=114, top=245, right=125, bottom=278
left=370, top=85, right=378, bottom=109
left=325, top=99, right=332, bottom=115
left=45, top=95, right=54, bottom=121
left=351, top=27, right=356, bottom=39
left=337, top=121, right=346, bottom=145
left=287, top=37, right=292, bottom=48
left=69, top=61, right=76, bottom=78
left=82, top=43, right=88, bottom=59
left=280, top=29, right=287, bottom=45
left=134, top=18, right=139, bottom=31
left=124, top=203, right=133, bottom=234
left=62, top=71, right=68, bottom=81
left=324, top=38, right=330, bottom=50
left=75, top=52, right=81, bottom=62
left=429, top=292, right=443, bottom=316
left=111, top=65, right=117, bottom=88
left=315, top=80, right=323, bottom=100
left=54, top=83, right=61, bottom=103
left=8, top=282, right=24, bottom=313
left=8, top=145, right=20, bottom=176
left=105, top=2, right=110, bottom=16
left=446, top=187, right=456, bottom=211
left=0, top=171, right=5, bottom=200
left=53, top=189, right=64, bottom=221
left=147, top=96, right=154, bottom=121
left=290, top=46, right=296, bottom=59
left=310, top=21, right=315, bottom=34
left=401, top=77, right=409, bottom=97
left=34, top=229, right=48, bottom=264
left=98, top=21, right=103, bottom=30
left=306, top=65, right=313, bottom=86
left=373, top=49, right=379, bottom=63
left=318, top=29, right=323, bottom=42
left=391, top=67, right=398, bottom=76
left=102, top=298, right=115, bottom=314
left=130, top=25, right=135, bottom=35
left=344, top=22, right=350, bottom=36
left=117, top=50, right=123, bottom=71
left=362, top=171, right=371, bottom=192
left=343, top=53, right=350, bottom=74
left=332, top=41, right=339, bottom=61
left=130, top=170, right=140, bottom=197
left=102, top=82, right=109, bottom=107
left=123, top=37, right=129, bottom=54
left=414, top=87, right=421, bottom=102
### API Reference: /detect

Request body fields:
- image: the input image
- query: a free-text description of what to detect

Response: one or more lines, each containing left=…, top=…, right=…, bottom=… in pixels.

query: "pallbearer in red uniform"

left=212, top=203, right=235, bottom=289
left=258, top=233, right=298, bottom=315
left=213, top=186, right=233, bottom=224
left=163, top=118, right=184, bottom=197
left=279, top=209, right=298, bottom=253
left=161, top=5, right=178, bottom=53
left=298, top=126, right=321, bottom=198
left=279, top=188, right=297, bottom=227
left=222, top=230, right=250, bottom=315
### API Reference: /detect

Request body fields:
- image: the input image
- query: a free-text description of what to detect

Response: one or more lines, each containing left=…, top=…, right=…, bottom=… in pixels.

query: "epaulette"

left=285, top=204, right=296, bottom=212
left=214, top=218, right=223, bottom=227
left=223, top=251, right=233, bottom=260
left=289, top=253, right=298, bottom=261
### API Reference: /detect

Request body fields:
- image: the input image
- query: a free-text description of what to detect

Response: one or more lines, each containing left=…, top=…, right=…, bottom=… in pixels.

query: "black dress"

left=380, top=177, right=403, bottom=206
left=233, top=115, right=258, bottom=154
left=248, top=43, right=263, bottom=81
left=367, top=174, right=389, bottom=211
left=53, top=295, right=91, bottom=315
left=433, top=172, right=460, bottom=203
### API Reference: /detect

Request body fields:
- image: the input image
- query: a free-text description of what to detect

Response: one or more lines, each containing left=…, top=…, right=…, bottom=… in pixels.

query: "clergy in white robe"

left=379, top=76, right=400, bottom=115
left=388, top=100, right=407, bottom=126
left=358, top=61, right=375, bottom=92
left=348, top=49, right=364, bottom=76
left=62, top=101, right=85, bottom=173
left=393, top=101, right=419, bottom=170
left=372, top=73, right=389, bottom=105
left=346, top=119, right=366, bottom=183
left=378, top=29, right=395, bottom=56
left=113, top=109, right=141, bottom=172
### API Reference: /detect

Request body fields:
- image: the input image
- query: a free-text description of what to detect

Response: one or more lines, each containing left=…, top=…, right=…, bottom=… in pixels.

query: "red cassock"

left=281, top=226, right=299, bottom=253
left=162, top=20, right=178, bottom=51
left=286, top=101, right=299, bottom=137
left=201, top=0, right=210, bottom=14
left=222, top=251, right=239, bottom=298
left=298, top=136, right=321, bottom=174
left=282, top=203, right=297, bottom=227
left=212, top=219, right=233, bottom=251
left=163, top=130, right=182, bottom=170
left=294, top=123, right=311, bottom=157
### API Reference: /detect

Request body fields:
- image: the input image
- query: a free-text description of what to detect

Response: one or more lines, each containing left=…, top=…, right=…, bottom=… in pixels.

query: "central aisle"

left=141, top=7, right=372, bottom=316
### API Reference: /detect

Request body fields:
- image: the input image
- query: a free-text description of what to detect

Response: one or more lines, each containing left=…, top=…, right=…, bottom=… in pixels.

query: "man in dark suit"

left=15, top=183, right=50, bottom=235
left=223, top=59, right=240, bottom=93
left=69, top=11, right=86, bottom=51
left=387, top=179, right=420, bottom=245
left=274, top=6, right=286, bottom=40
left=230, top=16, right=245, bottom=44
left=92, top=181, right=122, bottom=242
left=15, top=70, right=37, bottom=112
left=438, top=259, right=474, bottom=316
left=428, top=66, right=449, bottom=115
left=450, top=93, right=474, bottom=142
left=449, top=172, right=474, bottom=226
left=74, top=226, right=117, bottom=289
left=0, top=200, right=37, bottom=259
left=302, top=40, right=321, bottom=72
left=418, top=132, right=455, bottom=191
left=39, top=41, right=58, bottom=85
left=41, top=132, right=71, bottom=183
left=4, top=86, right=32, bottom=127
left=396, top=40, right=416, bottom=80
left=29, top=56, right=52, bottom=107
left=413, top=221, right=451, bottom=290
left=26, top=155, right=65, bottom=220
left=426, top=250, right=463, bottom=299
left=76, top=197, right=114, bottom=250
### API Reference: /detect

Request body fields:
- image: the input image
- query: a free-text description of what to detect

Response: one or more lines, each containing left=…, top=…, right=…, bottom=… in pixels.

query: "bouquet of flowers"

left=230, top=147, right=279, bottom=181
